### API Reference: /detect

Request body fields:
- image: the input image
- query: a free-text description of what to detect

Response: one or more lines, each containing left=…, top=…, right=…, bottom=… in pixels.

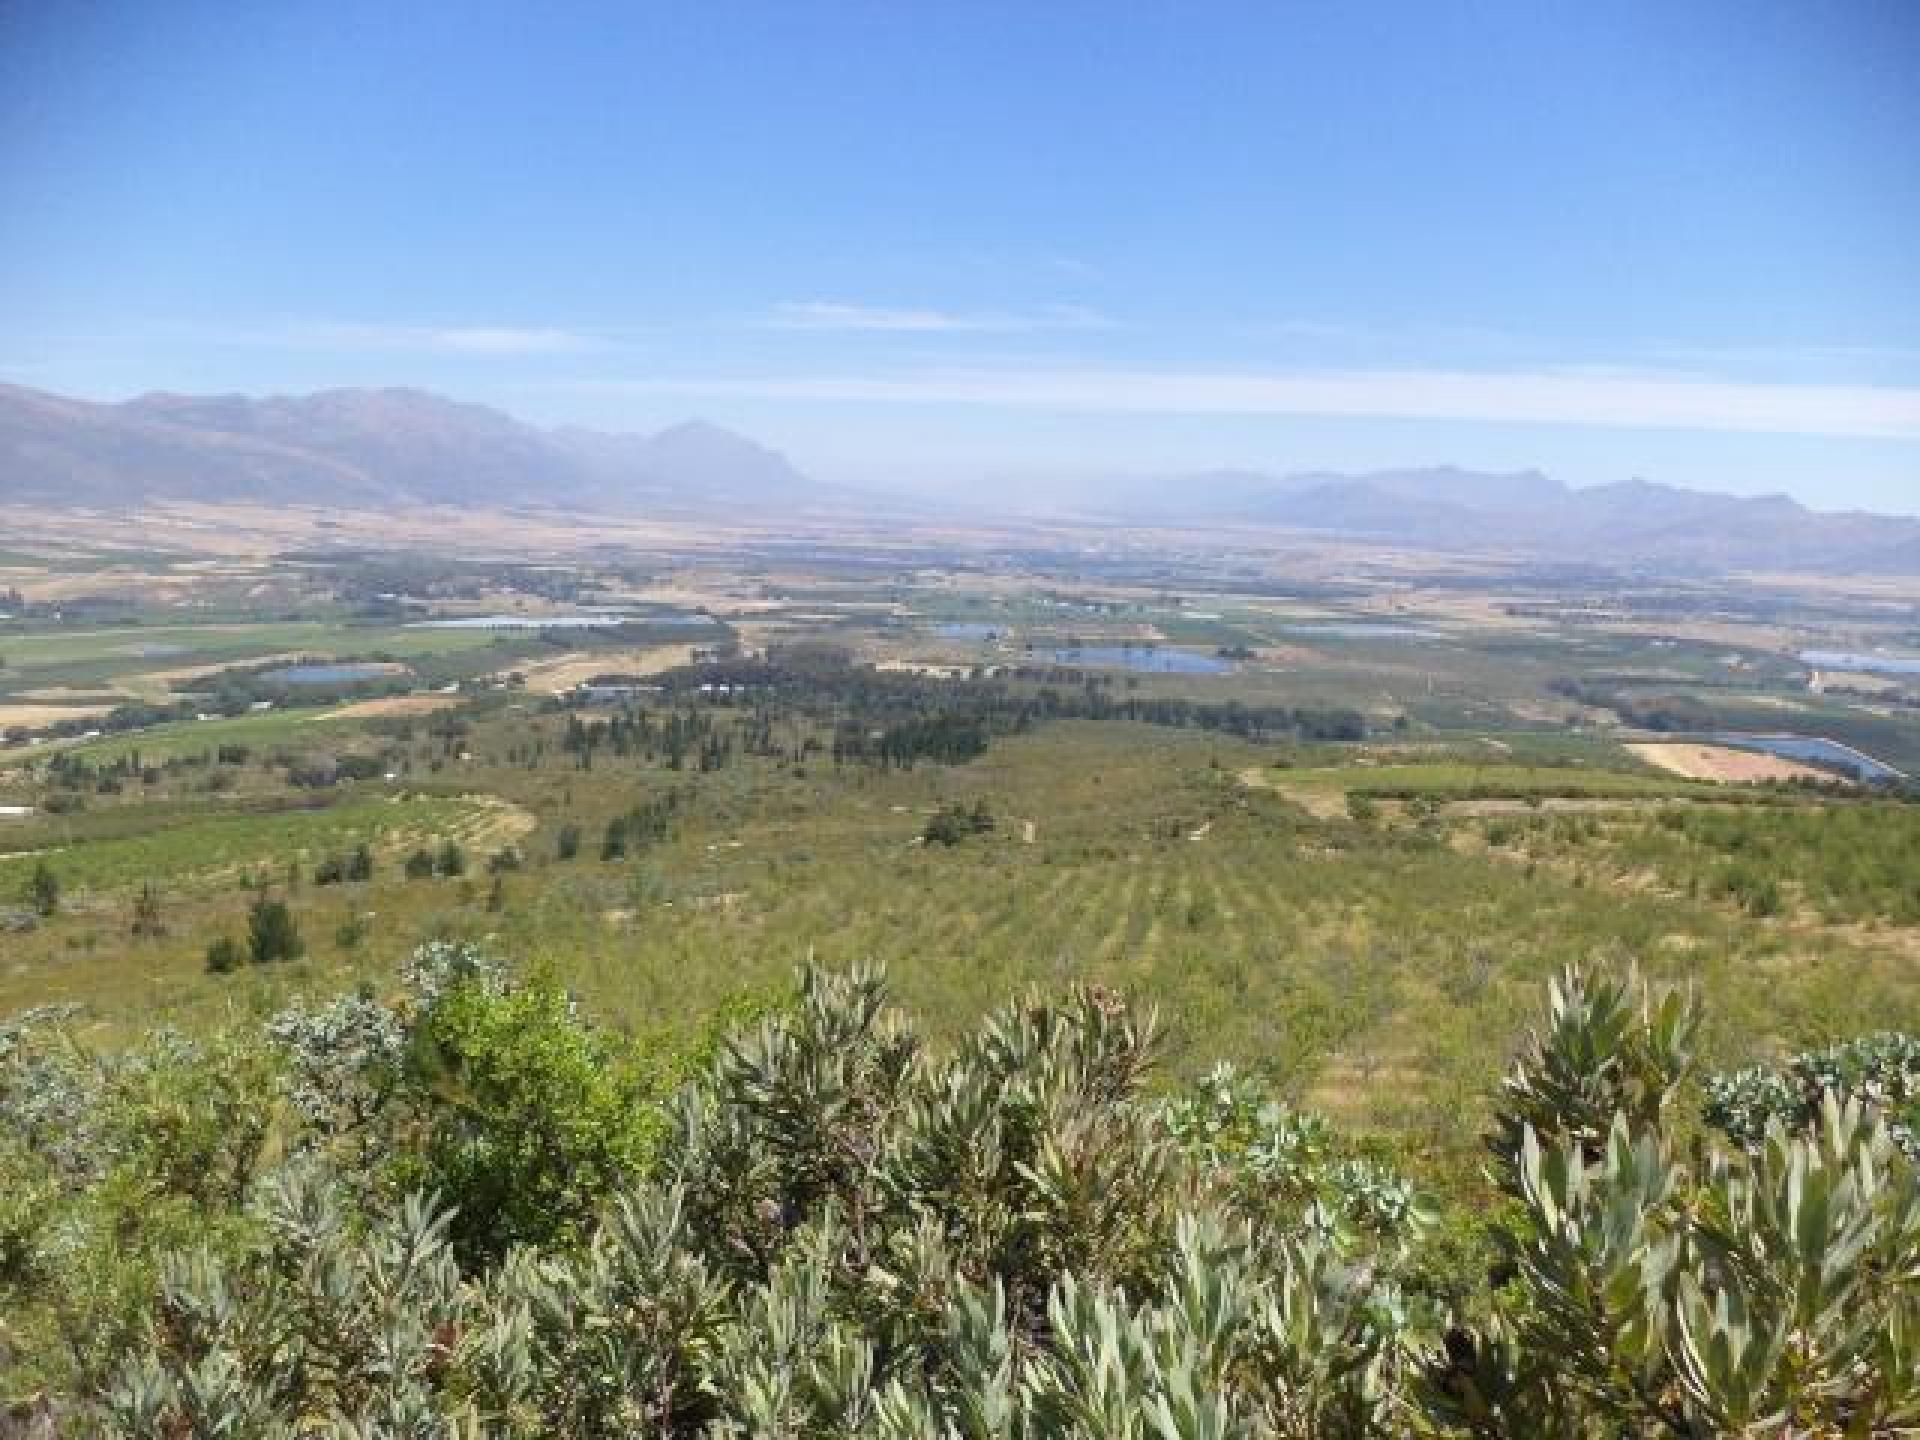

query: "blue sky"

left=3, top=1, right=1917, bottom=511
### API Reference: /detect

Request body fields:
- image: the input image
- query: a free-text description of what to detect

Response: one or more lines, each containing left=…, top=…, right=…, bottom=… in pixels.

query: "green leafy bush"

left=923, top=799, right=995, bottom=846
left=399, top=963, right=672, bottom=1259
left=245, top=895, right=303, bottom=964
left=265, top=941, right=711, bottom=1264
left=203, top=935, right=242, bottom=973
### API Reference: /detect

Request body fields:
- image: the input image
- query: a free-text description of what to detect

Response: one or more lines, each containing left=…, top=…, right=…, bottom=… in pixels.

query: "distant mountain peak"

left=1108, top=460, right=1917, bottom=573
left=648, top=417, right=785, bottom=455
left=0, top=380, right=828, bottom=514
left=652, top=417, right=734, bottom=440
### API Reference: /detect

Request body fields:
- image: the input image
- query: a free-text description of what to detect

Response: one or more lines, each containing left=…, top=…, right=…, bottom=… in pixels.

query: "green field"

left=0, top=792, right=487, bottom=893
left=0, top=704, right=384, bottom=768
left=0, top=618, right=519, bottom=699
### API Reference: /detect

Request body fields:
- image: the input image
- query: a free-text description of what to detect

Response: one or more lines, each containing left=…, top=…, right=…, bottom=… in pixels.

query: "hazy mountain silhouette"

left=3, top=383, right=1914, bottom=570
left=0, top=382, right=822, bottom=513
left=1112, top=464, right=1920, bottom=572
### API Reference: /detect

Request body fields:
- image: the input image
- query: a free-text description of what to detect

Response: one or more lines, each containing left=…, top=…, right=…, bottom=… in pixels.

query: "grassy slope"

left=7, top=714, right=1913, bottom=1192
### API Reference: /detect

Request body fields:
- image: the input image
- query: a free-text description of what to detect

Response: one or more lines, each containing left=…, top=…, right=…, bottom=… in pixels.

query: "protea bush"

left=3, top=954, right=1916, bottom=1436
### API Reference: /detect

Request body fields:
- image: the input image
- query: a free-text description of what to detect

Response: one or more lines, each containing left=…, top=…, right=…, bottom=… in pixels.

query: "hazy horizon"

left=3, top=2, right=1916, bottom=512
left=11, top=373, right=1920, bottom=522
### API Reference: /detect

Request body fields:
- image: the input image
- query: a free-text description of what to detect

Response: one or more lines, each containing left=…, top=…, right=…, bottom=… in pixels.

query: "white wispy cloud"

left=96, top=319, right=611, bottom=357
left=595, top=366, right=1920, bottom=440
left=763, top=301, right=1111, bottom=334
left=283, top=321, right=603, bottom=356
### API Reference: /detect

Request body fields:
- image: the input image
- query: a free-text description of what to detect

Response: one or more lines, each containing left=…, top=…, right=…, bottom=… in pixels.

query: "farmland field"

left=3, top=510, right=1919, bottom=1423
left=4, top=531, right=1917, bottom=1168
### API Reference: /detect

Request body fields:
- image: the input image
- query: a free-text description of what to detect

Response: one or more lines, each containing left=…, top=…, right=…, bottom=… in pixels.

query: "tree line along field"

left=4, top=662, right=1916, bottom=1199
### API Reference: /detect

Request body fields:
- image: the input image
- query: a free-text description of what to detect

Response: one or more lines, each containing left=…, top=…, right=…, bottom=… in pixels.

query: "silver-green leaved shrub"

left=1706, top=1031, right=1920, bottom=1158
left=1430, top=969, right=1920, bottom=1436
left=49, top=959, right=1920, bottom=1437
left=102, top=1163, right=467, bottom=1438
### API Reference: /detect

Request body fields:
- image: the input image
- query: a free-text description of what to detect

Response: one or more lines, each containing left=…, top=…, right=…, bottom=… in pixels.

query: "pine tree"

left=247, top=896, right=304, bottom=965
left=26, top=860, right=59, bottom=917
left=130, top=882, right=166, bottom=939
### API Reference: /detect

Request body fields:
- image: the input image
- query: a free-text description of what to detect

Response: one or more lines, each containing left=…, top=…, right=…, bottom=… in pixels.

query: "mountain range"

left=2, top=382, right=1915, bottom=572
left=1103, top=464, right=1920, bottom=573
left=0, top=382, right=822, bottom=514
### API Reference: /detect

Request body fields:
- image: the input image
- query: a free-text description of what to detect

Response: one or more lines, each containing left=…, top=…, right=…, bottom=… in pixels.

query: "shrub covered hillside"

left=2, top=955, right=1918, bottom=1436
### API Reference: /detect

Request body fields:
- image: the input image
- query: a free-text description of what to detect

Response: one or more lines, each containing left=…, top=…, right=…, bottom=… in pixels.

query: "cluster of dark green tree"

left=203, top=895, right=305, bottom=972
left=404, top=841, right=469, bottom=880
left=31, top=735, right=398, bottom=798
left=562, top=709, right=731, bottom=772
left=1547, top=679, right=1724, bottom=735
left=312, top=843, right=376, bottom=887
left=312, top=554, right=602, bottom=609
left=834, top=713, right=991, bottom=770
left=3, top=957, right=1917, bottom=1435
left=923, top=800, right=997, bottom=846
left=600, top=794, right=682, bottom=861
left=649, top=649, right=1367, bottom=751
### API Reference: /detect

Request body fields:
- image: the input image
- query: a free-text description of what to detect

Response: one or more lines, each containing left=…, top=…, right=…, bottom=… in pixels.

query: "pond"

left=1800, top=650, right=1920, bottom=677
left=937, top=622, right=1004, bottom=640
left=1042, top=646, right=1233, bottom=675
left=1283, top=622, right=1446, bottom=641
left=408, top=612, right=714, bottom=630
left=1712, top=733, right=1907, bottom=784
left=262, top=663, right=406, bottom=686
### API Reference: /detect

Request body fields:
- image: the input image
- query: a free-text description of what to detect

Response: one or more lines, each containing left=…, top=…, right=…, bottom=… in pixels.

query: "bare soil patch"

left=324, top=693, right=464, bottom=720
left=510, top=646, right=703, bottom=694
left=1238, top=768, right=1347, bottom=819
left=0, top=701, right=119, bottom=729
left=14, top=687, right=133, bottom=707
left=1626, top=741, right=1832, bottom=785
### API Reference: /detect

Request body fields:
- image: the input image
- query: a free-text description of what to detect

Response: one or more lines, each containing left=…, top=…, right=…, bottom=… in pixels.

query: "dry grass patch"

left=0, top=701, right=120, bottom=729
left=1626, top=741, right=1832, bottom=785
left=324, top=693, right=464, bottom=720
left=1239, top=767, right=1347, bottom=819
left=510, top=646, right=704, bottom=694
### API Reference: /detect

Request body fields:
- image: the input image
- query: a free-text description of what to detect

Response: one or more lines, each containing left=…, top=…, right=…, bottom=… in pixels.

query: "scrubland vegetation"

left=2, top=542, right=1918, bottom=1429
left=3, top=956, right=1917, bottom=1435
